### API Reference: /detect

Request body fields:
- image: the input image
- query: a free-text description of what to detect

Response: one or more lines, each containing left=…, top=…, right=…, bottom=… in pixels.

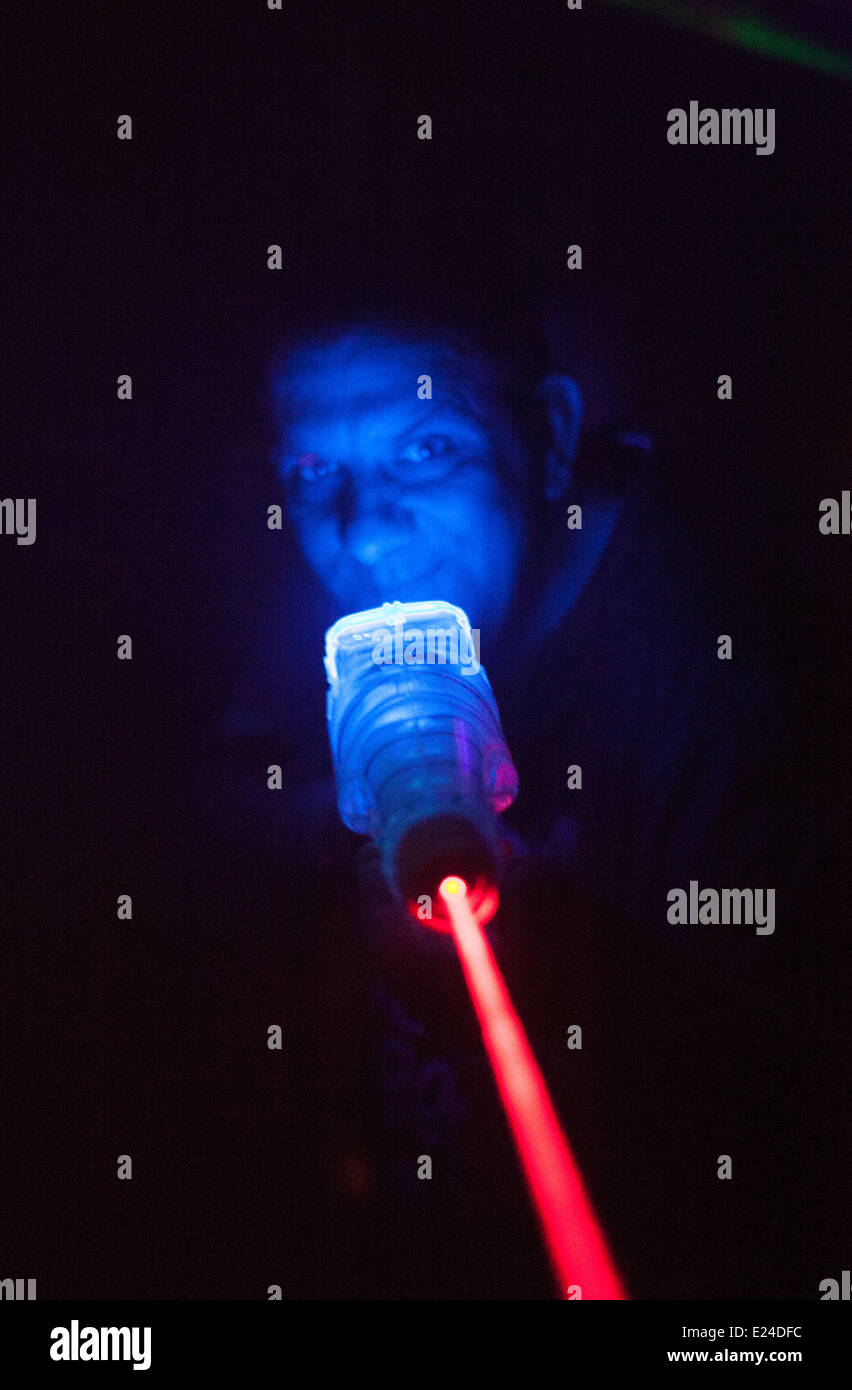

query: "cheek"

left=409, top=483, right=524, bottom=578
left=411, top=470, right=515, bottom=534
left=297, top=515, right=342, bottom=574
left=468, top=486, right=525, bottom=570
left=476, top=527, right=521, bottom=586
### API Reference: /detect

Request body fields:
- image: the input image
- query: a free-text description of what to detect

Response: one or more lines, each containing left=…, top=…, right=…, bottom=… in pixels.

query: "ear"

left=537, top=374, right=584, bottom=501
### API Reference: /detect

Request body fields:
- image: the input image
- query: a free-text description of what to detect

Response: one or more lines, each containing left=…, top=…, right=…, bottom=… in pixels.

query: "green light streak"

left=725, top=17, right=852, bottom=79
left=602, top=0, right=852, bottom=82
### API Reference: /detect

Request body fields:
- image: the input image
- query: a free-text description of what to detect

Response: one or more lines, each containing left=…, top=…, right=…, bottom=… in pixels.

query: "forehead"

left=271, top=330, right=498, bottom=424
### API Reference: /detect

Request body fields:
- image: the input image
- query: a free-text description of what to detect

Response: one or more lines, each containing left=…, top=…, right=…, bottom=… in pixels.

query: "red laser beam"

left=439, top=875, right=627, bottom=1300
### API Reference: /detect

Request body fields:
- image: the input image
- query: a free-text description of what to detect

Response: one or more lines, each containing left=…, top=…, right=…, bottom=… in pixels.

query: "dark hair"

left=264, top=216, right=553, bottom=461
left=263, top=216, right=649, bottom=494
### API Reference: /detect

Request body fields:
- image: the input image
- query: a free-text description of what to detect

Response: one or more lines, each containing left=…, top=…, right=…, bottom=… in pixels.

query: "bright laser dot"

left=438, top=875, right=626, bottom=1300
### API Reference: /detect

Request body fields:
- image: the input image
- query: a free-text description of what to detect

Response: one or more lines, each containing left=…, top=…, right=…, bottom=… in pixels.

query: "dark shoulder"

left=573, top=467, right=770, bottom=730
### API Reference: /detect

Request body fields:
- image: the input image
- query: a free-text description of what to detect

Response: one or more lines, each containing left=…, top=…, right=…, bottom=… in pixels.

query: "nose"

left=341, top=474, right=409, bottom=567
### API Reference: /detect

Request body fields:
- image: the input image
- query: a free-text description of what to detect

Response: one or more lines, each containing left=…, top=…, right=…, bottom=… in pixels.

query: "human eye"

left=399, top=435, right=458, bottom=477
left=293, top=453, right=342, bottom=484
left=283, top=454, right=347, bottom=511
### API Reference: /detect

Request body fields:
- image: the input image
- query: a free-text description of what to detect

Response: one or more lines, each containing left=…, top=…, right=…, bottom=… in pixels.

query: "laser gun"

left=324, top=600, right=517, bottom=927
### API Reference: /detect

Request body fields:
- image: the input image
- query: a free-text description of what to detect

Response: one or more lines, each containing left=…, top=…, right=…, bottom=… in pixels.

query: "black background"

left=3, top=0, right=851, bottom=1299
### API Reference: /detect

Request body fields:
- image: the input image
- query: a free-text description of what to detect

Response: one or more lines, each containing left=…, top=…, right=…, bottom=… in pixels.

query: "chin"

left=331, top=567, right=483, bottom=621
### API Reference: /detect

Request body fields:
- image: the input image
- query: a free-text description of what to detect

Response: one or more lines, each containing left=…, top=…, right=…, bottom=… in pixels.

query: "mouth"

left=371, top=561, right=452, bottom=602
left=391, top=570, right=460, bottom=606
left=336, top=556, right=467, bottom=615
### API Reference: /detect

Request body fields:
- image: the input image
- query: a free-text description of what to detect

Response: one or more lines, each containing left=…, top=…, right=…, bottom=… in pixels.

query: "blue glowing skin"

left=271, top=332, right=529, bottom=633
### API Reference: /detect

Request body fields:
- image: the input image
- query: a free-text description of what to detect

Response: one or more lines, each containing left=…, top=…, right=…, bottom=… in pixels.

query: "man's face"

left=272, top=331, right=528, bottom=634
